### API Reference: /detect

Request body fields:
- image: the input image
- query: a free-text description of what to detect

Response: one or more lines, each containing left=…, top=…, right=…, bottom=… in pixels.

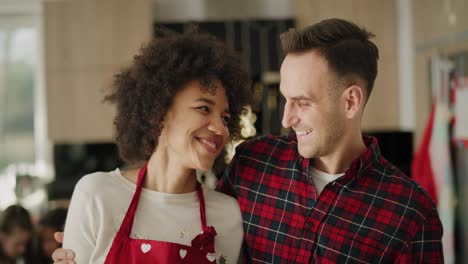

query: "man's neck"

left=312, top=134, right=367, bottom=174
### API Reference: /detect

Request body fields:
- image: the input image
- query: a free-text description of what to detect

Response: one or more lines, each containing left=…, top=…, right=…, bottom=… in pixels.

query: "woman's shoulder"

left=203, top=188, right=242, bottom=224
left=203, top=187, right=239, bottom=208
left=74, top=169, right=122, bottom=193
left=203, top=188, right=243, bottom=262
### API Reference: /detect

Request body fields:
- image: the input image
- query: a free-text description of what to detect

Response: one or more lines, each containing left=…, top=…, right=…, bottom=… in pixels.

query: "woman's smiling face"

left=158, top=79, right=231, bottom=171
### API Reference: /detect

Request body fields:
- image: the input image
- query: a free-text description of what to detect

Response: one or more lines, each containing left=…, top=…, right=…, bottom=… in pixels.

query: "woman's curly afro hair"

left=105, top=29, right=252, bottom=164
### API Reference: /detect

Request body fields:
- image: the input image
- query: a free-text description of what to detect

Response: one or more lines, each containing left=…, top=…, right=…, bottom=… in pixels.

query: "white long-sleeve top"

left=63, top=169, right=243, bottom=264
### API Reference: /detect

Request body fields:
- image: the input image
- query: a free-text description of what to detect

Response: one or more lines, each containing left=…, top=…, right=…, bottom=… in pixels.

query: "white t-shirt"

left=309, top=167, right=344, bottom=195
left=63, top=169, right=243, bottom=264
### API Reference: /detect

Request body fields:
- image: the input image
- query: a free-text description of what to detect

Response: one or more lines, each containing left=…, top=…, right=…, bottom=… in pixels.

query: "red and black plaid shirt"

left=217, top=134, right=443, bottom=263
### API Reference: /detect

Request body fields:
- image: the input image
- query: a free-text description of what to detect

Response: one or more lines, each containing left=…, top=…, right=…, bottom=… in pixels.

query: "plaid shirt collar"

left=299, top=135, right=382, bottom=183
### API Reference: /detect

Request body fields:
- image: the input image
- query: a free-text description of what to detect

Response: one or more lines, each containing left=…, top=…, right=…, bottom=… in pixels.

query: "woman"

left=0, top=205, right=34, bottom=264
left=58, top=29, right=251, bottom=263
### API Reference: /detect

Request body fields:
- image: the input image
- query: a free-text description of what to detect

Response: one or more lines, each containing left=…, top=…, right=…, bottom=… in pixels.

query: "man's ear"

left=343, top=85, right=365, bottom=119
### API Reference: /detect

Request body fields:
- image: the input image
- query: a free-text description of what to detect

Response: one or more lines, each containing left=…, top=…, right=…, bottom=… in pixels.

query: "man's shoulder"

left=364, top=158, right=437, bottom=217
left=236, top=133, right=296, bottom=153
left=229, top=134, right=301, bottom=176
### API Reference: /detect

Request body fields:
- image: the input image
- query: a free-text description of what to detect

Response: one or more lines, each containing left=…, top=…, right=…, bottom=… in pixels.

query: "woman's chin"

left=195, top=160, right=215, bottom=172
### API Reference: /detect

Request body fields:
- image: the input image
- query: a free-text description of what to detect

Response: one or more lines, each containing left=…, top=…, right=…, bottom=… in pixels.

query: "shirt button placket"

left=300, top=218, right=316, bottom=263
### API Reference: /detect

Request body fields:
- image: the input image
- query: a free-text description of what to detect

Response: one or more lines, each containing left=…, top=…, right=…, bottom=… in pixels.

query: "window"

left=0, top=1, right=51, bottom=210
left=0, top=27, right=36, bottom=169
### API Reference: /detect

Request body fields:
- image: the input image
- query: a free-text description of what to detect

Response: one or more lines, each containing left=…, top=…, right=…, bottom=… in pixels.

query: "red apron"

left=104, top=164, right=217, bottom=263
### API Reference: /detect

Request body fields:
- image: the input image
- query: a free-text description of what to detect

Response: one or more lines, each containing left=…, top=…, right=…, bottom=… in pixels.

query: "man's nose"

left=281, top=103, right=299, bottom=128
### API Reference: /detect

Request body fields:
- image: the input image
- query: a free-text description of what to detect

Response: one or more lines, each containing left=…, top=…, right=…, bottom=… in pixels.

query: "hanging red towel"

left=411, top=102, right=438, bottom=203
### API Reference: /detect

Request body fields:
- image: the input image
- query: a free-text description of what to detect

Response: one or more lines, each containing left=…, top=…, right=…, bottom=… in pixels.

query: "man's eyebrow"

left=290, top=95, right=315, bottom=101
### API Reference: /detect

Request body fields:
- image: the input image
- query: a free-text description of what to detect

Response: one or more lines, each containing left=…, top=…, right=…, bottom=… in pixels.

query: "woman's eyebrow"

left=195, top=97, right=230, bottom=114
left=195, top=97, right=215, bottom=105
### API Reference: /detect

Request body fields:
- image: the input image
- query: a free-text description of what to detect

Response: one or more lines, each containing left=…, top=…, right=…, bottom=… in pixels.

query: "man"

left=217, top=18, right=443, bottom=263
left=53, top=18, right=443, bottom=263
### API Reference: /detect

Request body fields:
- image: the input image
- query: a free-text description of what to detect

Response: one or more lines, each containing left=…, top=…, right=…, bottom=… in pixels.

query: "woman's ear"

left=343, top=85, right=364, bottom=119
left=154, top=118, right=167, bottom=152
left=158, top=119, right=166, bottom=136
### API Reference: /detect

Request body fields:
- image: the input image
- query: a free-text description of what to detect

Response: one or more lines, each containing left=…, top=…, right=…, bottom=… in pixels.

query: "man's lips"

left=295, top=129, right=313, bottom=137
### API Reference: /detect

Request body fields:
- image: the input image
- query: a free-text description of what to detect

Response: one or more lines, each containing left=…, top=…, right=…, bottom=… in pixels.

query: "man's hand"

left=52, top=232, right=75, bottom=264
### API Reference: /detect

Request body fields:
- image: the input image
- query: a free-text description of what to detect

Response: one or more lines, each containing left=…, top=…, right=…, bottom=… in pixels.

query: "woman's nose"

left=208, top=117, right=228, bottom=136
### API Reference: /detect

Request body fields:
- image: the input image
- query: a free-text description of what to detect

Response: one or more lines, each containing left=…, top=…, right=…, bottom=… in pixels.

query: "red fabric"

left=411, top=103, right=438, bottom=203
left=105, top=164, right=217, bottom=264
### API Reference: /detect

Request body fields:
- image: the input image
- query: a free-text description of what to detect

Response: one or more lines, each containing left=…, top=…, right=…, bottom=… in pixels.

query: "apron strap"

left=196, top=182, right=207, bottom=229
left=192, top=181, right=217, bottom=250
left=117, top=164, right=147, bottom=236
